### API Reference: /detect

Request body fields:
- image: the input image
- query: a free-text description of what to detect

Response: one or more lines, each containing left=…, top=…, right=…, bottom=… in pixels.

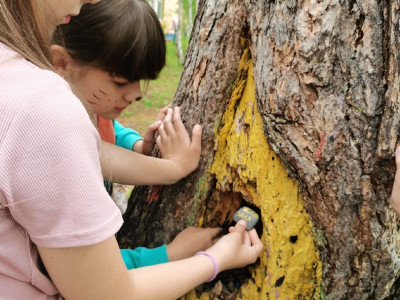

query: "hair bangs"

left=97, top=0, right=166, bottom=82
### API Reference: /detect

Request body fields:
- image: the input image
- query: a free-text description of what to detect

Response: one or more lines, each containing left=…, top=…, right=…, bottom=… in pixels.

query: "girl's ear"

left=51, top=45, right=74, bottom=79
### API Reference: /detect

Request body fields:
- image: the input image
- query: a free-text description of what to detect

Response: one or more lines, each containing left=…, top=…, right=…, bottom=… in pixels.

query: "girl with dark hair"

left=52, top=0, right=168, bottom=158
left=52, top=0, right=201, bottom=190
left=0, top=0, right=263, bottom=299
left=51, top=0, right=227, bottom=269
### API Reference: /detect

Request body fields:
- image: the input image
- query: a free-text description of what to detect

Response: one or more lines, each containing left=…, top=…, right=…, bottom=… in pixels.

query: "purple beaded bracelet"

left=195, top=251, right=219, bottom=282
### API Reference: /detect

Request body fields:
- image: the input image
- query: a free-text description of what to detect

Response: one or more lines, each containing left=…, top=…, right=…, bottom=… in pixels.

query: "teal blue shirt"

left=113, top=121, right=168, bottom=269
left=114, top=120, right=143, bottom=150
left=103, top=120, right=143, bottom=194
left=120, top=245, right=169, bottom=269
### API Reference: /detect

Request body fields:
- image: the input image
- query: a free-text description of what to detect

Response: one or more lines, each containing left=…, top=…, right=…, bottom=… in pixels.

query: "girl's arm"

left=37, top=221, right=263, bottom=300
left=121, top=246, right=169, bottom=269
left=121, top=227, right=222, bottom=269
left=113, top=120, right=144, bottom=151
left=100, top=107, right=202, bottom=185
left=166, top=227, right=222, bottom=261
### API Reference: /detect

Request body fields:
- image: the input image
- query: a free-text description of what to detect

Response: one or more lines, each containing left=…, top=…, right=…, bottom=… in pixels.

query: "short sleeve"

left=114, top=120, right=143, bottom=150
left=0, top=75, right=123, bottom=248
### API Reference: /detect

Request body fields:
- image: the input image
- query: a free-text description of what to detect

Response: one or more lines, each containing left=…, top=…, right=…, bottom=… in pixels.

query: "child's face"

left=73, top=67, right=142, bottom=120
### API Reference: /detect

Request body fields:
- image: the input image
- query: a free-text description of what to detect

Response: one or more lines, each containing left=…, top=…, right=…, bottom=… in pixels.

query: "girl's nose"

left=126, top=96, right=141, bottom=105
left=124, top=82, right=142, bottom=103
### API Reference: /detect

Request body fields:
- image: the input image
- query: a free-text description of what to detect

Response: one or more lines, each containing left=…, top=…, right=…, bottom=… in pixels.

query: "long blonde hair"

left=0, top=0, right=53, bottom=69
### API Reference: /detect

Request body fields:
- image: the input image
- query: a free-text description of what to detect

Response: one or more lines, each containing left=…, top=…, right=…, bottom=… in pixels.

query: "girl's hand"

left=166, top=227, right=222, bottom=261
left=155, top=104, right=171, bottom=122
left=133, top=104, right=171, bottom=155
left=204, top=220, right=263, bottom=272
left=134, top=120, right=162, bottom=155
left=156, top=106, right=202, bottom=178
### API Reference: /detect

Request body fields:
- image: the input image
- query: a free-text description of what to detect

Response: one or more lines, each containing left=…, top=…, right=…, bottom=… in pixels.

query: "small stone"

left=233, top=206, right=259, bottom=230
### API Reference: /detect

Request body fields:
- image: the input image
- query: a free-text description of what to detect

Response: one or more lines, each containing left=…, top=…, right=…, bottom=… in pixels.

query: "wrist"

left=195, top=251, right=219, bottom=282
left=165, top=158, right=188, bottom=181
left=166, top=243, right=180, bottom=261
left=132, top=140, right=144, bottom=153
left=143, top=140, right=155, bottom=156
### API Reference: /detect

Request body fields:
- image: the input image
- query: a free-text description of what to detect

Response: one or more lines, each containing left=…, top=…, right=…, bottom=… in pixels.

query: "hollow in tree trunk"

left=118, top=0, right=400, bottom=299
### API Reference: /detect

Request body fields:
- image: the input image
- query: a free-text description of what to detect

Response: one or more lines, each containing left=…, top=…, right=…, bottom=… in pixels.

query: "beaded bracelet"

left=195, top=251, right=219, bottom=282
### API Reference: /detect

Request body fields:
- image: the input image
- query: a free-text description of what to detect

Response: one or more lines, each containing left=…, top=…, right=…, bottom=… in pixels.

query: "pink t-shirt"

left=0, top=43, right=123, bottom=299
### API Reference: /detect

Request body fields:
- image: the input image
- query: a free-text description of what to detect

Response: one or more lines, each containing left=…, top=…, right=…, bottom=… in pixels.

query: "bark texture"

left=117, top=0, right=400, bottom=299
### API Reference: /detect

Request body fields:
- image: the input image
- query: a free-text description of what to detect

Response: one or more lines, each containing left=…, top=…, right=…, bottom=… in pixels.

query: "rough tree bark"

left=118, top=0, right=400, bottom=299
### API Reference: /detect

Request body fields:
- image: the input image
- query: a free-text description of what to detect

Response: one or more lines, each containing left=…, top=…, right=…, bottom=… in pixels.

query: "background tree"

left=185, top=0, right=193, bottom=38
left=118, top=0, right=400, bottom=299
left=175, top=0, right=184, bottom=65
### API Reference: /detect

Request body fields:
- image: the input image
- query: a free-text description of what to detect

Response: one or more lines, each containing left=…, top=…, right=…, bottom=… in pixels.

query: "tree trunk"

left=118, top=0, right=400, bottom=299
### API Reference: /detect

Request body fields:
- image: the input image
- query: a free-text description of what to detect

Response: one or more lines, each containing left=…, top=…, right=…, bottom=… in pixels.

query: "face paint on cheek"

left=87, top=99, right=98, bottom=105
left=92, top=94, right=101, bottom=100
left=108, top=98, right=120, bottom=106
left=103, top=99, right=112, bottom=107
left=93, top=89, right=111, bottom=106
left=95, top=90, right=109, bottom=103
left=88, top=92, right=103, bottom=106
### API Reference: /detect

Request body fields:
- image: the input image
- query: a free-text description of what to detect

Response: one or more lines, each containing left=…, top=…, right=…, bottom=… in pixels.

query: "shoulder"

left=0, top=45, right=77, bottom=106
left=3, top=56, right=80, bottom=112
left=0, top=45, right=97, bottom=153
left=0, top=45, right=90, bottom=128
left=0, top=41, right=79, bottom=108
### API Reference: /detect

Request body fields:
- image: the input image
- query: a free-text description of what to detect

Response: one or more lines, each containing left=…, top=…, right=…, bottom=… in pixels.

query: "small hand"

left=156, top=106, right=202, bottom=178
left=155, top=104, right=171, bottom=122
left=133, top=104, right=171, bottom=155
left=134, top=120, right=162, bottom=155
left=205, top=220, right=263, bottom=272
left=166, top=227, right=222, bottom=261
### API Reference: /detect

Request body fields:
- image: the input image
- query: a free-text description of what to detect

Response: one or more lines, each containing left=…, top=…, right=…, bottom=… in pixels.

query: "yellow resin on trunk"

left=183, top=48, right=321, bottom=299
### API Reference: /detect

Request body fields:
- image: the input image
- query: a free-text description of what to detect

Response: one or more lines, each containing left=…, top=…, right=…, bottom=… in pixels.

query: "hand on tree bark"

left=155, top=103, right=171, bottom=122
left=390, top=146, right=400, bottom=217
left=203, top=220, right=263, bottom=272
left=134, top=104, right=171, bottom=155
left=133, top=120, right=161, bottom=155
left=166, top=227, right=222, bottom=261
left=156, top=106, right=202, bottom=179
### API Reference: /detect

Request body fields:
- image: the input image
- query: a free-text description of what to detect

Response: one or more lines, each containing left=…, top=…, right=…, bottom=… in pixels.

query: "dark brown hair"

left=53, top=0, right=166, bottom=81
left=0, top=0, right=53, bottom=69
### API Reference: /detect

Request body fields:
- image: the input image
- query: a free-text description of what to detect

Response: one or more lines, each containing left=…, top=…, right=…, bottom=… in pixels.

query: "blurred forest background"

left=113, top=0, right=196, bottom=207
left=117, top=0, right=195, bottom=134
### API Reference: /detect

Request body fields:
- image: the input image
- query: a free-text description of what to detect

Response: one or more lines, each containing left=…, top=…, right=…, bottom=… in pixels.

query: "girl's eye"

left=114, top=81, right=128, bottom=87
